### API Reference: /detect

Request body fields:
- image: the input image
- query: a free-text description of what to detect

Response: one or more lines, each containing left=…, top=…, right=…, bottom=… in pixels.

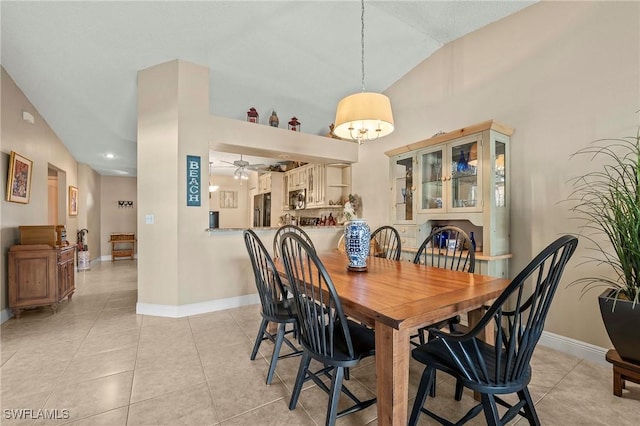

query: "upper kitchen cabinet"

left=307, top=164, right=350, bottom=208
left=385, top=120, right=512, bottom=256
left=285, top=165, right=308, bottom=192
left=257, top=173, right=272, bottom=194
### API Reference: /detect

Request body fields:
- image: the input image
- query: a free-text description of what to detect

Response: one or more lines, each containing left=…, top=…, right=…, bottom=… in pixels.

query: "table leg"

left=468, top=307, right=495, bottom=345
left=375, top=323, right=410, bottom=426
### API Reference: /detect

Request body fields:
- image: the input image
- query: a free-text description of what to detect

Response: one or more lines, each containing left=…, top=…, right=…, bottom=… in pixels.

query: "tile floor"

left=1, top=260, right=638, bottom=425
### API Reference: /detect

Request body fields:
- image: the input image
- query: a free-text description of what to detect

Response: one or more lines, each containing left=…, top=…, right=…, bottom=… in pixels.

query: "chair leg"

left=418, top=327, right=427, bottom=345
left=408, top=367, right=435, bottom=426
left=289, top=352, right=311, bottom=410
left=250, top=318, right=269, bottom=360
left=480, top=394, right=501, bottom=426
left=266, top=322, right=286, bottom=385
left=454, top=379, right=464, bottom=401
left=518, top=387, right=541, bottom=426
left=429, top=371, right=437, bottom=397
left=326, top=366, right=345, bottom=426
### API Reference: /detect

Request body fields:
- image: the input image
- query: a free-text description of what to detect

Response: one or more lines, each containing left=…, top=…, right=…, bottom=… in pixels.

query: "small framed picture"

left=447, top=238, right=458, bottom=251
left=69, top=186, right=78, bottom=216
left=5, top=151, right=33, bottom=204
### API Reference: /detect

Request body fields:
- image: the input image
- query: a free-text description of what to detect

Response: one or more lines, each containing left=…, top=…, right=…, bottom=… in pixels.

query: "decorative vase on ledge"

left=344, top=219, right=370, bottom=272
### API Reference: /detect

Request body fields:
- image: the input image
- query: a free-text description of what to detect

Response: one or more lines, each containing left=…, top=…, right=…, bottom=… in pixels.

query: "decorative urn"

left=344, top=219, right=370, bottom=272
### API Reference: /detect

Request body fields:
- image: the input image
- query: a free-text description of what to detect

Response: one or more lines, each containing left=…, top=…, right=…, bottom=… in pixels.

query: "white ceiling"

left=1, top=1, right=536, bottom=176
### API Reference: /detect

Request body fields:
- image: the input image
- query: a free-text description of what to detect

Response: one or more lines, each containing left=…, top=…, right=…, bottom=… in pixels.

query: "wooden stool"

left=606, top=349, right=640, bottom=397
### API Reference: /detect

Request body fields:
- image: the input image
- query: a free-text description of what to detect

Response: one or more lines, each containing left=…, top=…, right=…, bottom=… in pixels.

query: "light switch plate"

left=145, top=214, right=154, bottom=225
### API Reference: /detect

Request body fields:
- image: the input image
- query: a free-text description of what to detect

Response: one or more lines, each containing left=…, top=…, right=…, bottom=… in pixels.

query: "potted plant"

left=568, top=124, right=640, bottom=364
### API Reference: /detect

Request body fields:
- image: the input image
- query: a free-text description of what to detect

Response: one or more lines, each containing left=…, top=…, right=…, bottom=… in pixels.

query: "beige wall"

left=0, top=67, right=80, bottom=314
left=209, top=175, right=250, bottom=228
left=78, top=163, right=101, bottom=259
left=352, top=1, right=639, bottom=349
left=136, top=60, right=359, bottom=309
left=100, top=176, right=137, bottom=257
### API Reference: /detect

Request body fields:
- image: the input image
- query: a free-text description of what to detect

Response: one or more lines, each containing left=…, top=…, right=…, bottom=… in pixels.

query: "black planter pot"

left=599, top=289, right=640, bottom=364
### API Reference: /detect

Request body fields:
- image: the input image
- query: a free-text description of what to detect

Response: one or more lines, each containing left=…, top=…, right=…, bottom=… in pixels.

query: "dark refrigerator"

left=253, top=193, right=271, bottom=227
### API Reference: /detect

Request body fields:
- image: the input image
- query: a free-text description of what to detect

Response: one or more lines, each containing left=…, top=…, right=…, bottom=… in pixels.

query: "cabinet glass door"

left=394, top=155, right=413, bottom=221
left=449, top=139, right=480, bottom=210
left=420, top=149, right=444, bottom=211
left=495, top=141, right=506, bottom=207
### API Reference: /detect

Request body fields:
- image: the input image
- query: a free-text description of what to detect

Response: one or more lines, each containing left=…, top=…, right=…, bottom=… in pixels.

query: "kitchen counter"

left=206, top=225, right=344, bottom=232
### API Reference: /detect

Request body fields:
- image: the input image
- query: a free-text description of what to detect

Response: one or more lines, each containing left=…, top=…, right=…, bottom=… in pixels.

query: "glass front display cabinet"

left=385, top=120, right=512, bottom=258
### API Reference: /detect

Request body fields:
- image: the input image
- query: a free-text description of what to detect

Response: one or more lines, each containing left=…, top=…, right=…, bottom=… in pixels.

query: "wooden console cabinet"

left=109, top=233, right=135, bottom=261
left=8, top=244, right=76, bottom=319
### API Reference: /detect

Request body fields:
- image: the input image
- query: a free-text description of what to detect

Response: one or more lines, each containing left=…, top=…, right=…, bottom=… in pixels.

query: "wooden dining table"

left=276, top=250, right=510, bottom=426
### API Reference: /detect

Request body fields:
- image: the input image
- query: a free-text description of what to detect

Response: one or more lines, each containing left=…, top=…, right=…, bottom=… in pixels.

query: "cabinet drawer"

left=58, top=248, right=75, bottom=263
left=395, top=225, right=416, bottom=238
left=399, top=237, right=416, bottom=249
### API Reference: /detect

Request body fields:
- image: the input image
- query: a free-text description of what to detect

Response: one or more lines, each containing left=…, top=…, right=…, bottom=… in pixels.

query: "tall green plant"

left=568, top=125, right=640, bottom=306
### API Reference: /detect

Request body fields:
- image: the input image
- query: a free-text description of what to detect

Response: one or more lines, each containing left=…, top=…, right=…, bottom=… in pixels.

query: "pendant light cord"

left=361, top=0, right=366, bottom=92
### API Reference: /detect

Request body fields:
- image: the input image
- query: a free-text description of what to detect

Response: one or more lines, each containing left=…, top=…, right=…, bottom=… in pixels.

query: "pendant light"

left=333, top=0, right=394, bottom=144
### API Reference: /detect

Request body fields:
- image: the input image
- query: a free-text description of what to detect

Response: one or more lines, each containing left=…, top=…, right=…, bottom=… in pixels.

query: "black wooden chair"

left=243, top=229, right=301, bottom=385
left=370, top=225, right=402, bottom=261
left=413, top=226, right=476, bottom=346
left=273, top=224, right=314, bottom=260
left=408, top=235, right=578, bottom=426
left=411, top=226, right=476, bottom=399
left=414, top=225, right=475, bottom=274
left=280, top=232, right=376, bottom=426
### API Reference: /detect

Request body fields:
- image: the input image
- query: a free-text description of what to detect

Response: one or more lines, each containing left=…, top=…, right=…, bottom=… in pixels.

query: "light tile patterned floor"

left=1, top=260, right=638, bottom=425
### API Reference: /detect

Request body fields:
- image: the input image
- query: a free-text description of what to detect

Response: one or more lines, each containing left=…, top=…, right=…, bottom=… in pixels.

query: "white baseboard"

left=1, top=308, right=13, bottom=324
left=539, top=330, right=609, bottom=366
left=136, top=293, right=260, bottom=318
left=100, top=254, right=138, bottom=261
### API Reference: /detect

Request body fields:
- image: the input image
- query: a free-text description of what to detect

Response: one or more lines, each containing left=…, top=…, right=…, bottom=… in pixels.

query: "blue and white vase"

left=344, top=219, right=370, bottom=271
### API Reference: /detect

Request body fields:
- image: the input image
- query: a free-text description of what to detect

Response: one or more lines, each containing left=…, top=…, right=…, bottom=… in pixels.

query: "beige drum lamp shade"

left=333, top=92, right=394, bottom=142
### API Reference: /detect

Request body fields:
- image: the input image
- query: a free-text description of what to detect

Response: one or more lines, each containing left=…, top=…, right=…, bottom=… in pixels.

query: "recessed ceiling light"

left=104, top=153, right=116, bottom=159
left=277, top=154, right=290, bottom=159
left=114, top=170, right=128, bottom=175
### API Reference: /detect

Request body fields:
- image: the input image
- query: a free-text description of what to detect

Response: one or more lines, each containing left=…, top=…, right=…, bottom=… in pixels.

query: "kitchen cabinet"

left=286, top=165, right=308, bottom=192
left=258, top=173, right=271, bottom=194
left=307, top=164, right=350, bottom=208
left=8, top=244, right=76, bottom=318
left=385, top=120, right=512, bottom=259
left=282, top=172, right=290, bottom=210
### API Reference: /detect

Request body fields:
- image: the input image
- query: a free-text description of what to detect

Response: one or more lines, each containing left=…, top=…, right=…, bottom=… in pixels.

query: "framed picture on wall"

left=220, top=190, right=238, bottom=208
left=69, top=186, right=78, bottom=216
left=5, top=151, right=33, bottom=204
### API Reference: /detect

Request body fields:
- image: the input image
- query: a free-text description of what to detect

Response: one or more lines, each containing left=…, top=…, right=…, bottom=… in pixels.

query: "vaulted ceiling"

left=1, top=1, right=536, bottom=176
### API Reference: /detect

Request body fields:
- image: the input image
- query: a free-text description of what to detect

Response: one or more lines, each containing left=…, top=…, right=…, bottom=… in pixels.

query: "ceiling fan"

left=211, top=154, right=266, bottom=180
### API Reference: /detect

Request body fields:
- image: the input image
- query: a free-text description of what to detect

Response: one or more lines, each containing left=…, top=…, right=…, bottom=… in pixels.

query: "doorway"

left=48, top=166, right=66, bottom=225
